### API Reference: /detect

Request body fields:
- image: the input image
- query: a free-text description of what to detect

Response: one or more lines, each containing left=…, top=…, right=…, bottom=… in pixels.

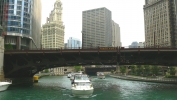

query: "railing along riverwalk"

left=110, top=74, right=177, bottom=84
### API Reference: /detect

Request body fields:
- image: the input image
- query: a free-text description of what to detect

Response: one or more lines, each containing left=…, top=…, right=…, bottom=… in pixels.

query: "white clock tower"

left=41, top=0, right=65, bottom=49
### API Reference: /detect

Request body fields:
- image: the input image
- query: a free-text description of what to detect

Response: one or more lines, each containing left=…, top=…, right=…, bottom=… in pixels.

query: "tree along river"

left=1, top=76, right=177, bottom=100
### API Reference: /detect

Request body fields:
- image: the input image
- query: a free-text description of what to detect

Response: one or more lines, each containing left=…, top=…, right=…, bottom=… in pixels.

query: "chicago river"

left=1, top=76, right=177, bottom=100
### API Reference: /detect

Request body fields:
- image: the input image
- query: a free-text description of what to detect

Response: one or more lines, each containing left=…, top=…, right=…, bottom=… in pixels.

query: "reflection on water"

left=0, top=76, right=177, bottom=100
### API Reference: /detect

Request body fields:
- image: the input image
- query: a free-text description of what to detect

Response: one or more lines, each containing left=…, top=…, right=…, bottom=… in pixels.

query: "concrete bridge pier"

left=10, top=77, right=34, bottom=85
left=0, top=37, right=4, bottom=80
left=116, top=62, right=120, bottom=74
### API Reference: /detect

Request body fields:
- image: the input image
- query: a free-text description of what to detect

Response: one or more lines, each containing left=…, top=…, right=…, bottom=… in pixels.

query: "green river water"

left=0, top=76, right=177, bottom=100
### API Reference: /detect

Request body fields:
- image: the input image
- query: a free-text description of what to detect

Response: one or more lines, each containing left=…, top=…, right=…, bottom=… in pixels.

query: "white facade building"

left=52, top=67, right=65, bottom=75
left=50, top=67, right=74, bottom=75
left=41, top=0, right=64, bottom=48
left=82, top=7, right=112, bottom=48
left=112, top=20, right=121, bottom=47
left=67, top=37, right=81, bottom=49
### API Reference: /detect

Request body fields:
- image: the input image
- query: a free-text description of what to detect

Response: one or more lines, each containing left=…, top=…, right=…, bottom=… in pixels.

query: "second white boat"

left=97, top=72, right=105, bottom=79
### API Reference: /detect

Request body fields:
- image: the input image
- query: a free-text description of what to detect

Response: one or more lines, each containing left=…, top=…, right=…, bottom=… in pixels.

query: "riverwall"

left=110, top=74, right=177, bottom=84
left=85, top=67, right=116, bottom=75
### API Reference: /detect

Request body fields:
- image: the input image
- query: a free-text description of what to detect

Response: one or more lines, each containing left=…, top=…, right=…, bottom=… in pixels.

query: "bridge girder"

left=4, top=48, right=177, bottom=78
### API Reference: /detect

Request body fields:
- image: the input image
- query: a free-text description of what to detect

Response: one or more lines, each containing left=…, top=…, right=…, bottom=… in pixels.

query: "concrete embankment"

left=110, top=74, right=177, bottom=84
left=35, top=73, right=51, bottom=78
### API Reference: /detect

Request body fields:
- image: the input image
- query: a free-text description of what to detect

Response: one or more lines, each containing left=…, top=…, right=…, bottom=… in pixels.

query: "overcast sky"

left=41, top=0, right=145, bottom=47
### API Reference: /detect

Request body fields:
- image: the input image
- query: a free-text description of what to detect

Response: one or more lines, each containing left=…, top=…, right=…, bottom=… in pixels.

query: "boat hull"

left=67, top=76, right=71, bottom=78
left=0, top=82, right=11, bottom=92
left=72, top=88, right=94, bottom=96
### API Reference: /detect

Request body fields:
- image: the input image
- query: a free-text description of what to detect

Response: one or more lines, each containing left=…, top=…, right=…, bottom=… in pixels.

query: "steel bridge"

left=4, top=47, right=177, bottom=78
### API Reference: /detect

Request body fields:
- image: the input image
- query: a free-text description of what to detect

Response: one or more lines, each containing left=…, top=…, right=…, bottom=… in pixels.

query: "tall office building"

left=41, top=0, right=64, bottom=49
left=0, top=0, right=41, bottom=49
left=32, top=0, right=42, bottom=48
left=144, top=0, right=177, bottom=47
left=112, top=20, right=121, bottom=47
left=82, top=7, right=112, bottom=48
left=64, top=43, right=68, bottom=49
left=67, top=37, right=81, bottom=49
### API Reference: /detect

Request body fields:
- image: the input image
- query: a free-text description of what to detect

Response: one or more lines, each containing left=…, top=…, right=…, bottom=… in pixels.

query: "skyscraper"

left=112, top=20, right=121, bottom=47
left=41, top=0, right=64, bottom=49
left=144, top=0, right=177, bottom=47
left=0, top=0, right=41, bottom=49
left=82, top=7, right=112, bottom=48
left=32, top=0, right=42, bottom=48
left=67, top=37, right=81, bottom=49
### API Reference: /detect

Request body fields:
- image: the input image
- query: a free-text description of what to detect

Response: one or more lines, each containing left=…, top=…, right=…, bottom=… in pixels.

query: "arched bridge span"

left=4, top=47, right=177, bottom=78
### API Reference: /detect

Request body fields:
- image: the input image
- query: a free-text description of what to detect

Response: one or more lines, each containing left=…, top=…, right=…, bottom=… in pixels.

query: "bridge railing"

left=4, top=46, right=177, bottom=51
left=0, top=79, right=12, bottom=83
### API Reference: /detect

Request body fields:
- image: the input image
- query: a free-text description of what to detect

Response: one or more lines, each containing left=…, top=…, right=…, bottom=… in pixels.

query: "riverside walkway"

left=110, top=74, right=177, bottom=84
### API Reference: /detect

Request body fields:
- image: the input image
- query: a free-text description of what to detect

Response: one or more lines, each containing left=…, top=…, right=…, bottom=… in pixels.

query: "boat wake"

left=68, top=94, right=98, bottom=98
left=90, top=94, right=97, bottom=98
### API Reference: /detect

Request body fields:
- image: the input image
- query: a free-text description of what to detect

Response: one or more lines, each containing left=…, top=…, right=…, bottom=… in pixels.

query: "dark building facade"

left=144, top=0, right=177, bottom=48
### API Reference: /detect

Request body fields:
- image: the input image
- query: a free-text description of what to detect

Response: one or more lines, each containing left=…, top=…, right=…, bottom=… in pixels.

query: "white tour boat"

left=71, top=74, right=94, bottom=97
left=97, top=72, right=105, bottom=79
left=67, top=73, right=72, bottom=78
left=0, top=80, right=12, bottom=92
left=70, top=72, right=82, bottom=80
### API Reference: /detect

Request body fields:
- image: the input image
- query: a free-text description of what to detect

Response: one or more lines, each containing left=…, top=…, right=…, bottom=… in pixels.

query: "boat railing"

left=0, top=79, right=12, bottom=83
left=72, top=82, right=93, bottom=88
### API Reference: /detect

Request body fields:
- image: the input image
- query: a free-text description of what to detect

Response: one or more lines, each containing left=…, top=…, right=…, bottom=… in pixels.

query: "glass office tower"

left=0, top=0, right=41, bottom=49
left=67, top=37, right=81, bottom=49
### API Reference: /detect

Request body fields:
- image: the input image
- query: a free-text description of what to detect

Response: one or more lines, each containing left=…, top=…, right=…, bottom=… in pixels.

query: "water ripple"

left=1, top=76, right=177, bottom=100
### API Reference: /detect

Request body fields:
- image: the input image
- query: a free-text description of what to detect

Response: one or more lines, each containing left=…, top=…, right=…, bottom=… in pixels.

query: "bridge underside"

left=4, top=51, right=177, bottom=78
left=4, top=52, right=118, bottom=78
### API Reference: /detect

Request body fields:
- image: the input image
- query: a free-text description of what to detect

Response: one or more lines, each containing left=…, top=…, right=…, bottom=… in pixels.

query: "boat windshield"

left=75, top=82, right=91, bottom=86
left=100, top=73, right=104, bottom=75
left=74, top=75, right=89, bottom=80
left=97, top=72, right=104, bottom=75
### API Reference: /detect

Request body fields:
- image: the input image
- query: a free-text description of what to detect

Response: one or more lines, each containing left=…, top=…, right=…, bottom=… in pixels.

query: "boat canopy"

left=74, top=74, right=90, bottom=82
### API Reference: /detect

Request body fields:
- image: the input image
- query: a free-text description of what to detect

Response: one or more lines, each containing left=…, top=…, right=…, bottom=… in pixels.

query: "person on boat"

left=71, top=76, right=75, bottom=84
left=71, top=79, right=74, bottom=84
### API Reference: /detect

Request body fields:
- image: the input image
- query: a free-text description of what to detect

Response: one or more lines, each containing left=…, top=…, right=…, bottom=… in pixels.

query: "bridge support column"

left=10, top=77, right=33, bottom=85
left=29, top=39, right=32, bottom=49
left=16, top=37, right=21, bottom=50
left=0, top=37, right=4, bottom=80
left=116, top=62, right=120, bottom=74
